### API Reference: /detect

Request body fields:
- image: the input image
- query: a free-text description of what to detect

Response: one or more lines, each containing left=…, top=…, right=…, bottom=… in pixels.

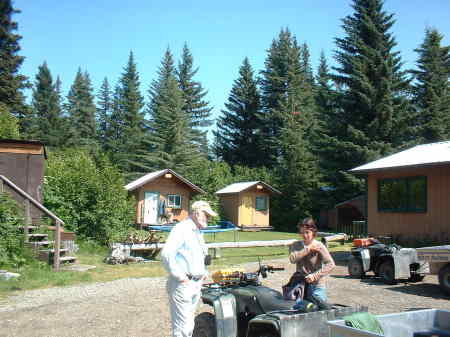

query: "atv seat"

left=254, top=287, right=296, bottom=312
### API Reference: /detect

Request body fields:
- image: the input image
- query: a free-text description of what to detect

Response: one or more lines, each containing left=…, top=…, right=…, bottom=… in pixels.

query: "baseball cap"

left=191, top=200, right=218, bottom=217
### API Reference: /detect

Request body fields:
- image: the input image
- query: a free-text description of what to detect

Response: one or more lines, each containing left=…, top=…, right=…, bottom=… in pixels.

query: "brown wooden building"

left=351, top=141, right=450, bottom=241
left=125, top=169, right=205, bottom=225
left=216, top=181, right=281, bottom=228
left=320, top=195, right=366, bottom=230
left=0, top=139, right=47, bottom=222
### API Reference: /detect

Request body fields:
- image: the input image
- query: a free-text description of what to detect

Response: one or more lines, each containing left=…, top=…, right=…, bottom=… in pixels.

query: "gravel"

left=0, top=253, right=449, bottom=337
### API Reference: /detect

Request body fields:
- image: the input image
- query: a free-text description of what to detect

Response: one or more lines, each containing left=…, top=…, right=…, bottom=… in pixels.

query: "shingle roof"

left=351, top=141, right=450, bottom=173
left=215, top=181, right=281, bottom=195
left=124, top=169, right=205, bottom=194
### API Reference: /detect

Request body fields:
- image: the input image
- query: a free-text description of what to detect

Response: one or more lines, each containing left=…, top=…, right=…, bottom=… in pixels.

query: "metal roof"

left=215, top=181, right=281, bottom=195
left=351, top=140, right=450, bottom=173
left=124, top=169, right=205, bottom=194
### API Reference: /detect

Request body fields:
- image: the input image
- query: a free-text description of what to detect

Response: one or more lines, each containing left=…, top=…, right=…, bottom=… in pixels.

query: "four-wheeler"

left=347, top=238, right=429, bottom=284
left=193, top=262, right=366, bottom=337
left=416, top=245, right=450, bottom=295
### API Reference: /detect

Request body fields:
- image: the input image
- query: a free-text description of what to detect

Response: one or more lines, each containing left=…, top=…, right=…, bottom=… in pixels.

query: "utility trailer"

left=416, top=245, right=450, bottom=295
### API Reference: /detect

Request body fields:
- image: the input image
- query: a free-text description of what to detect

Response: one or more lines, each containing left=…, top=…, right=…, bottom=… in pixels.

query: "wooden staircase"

left=21, top=226, right=77, bottom=265
left=1, top=174, right=75, bottom=270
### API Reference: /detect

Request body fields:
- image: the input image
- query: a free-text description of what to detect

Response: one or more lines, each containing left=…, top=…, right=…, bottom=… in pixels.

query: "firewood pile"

left=124, top=231, right=161, bottom=244
left=104, top=232, right=162, bottom=264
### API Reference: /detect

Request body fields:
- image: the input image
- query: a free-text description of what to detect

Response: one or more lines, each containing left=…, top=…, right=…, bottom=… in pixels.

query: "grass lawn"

left=0, top=231, right=352, bottom=299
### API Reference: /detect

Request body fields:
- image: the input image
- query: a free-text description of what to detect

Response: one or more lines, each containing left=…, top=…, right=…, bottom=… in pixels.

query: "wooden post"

left=54, top=220, right=61, bottom=271
left=24, top=199, right=31, bottom=242
left=0, top=178, right=4, bottom=193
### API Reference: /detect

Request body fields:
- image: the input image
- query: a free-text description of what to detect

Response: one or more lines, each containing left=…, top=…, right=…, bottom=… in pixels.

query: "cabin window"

left=378, top=176, right=427, bottom=212
left=255, top=196, right=268, bottom=211
left=167, top=194, right=182, bottom=209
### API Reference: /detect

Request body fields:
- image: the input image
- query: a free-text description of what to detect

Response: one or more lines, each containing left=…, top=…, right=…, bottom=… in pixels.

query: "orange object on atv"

left=353, top=238, right=375, bottom=247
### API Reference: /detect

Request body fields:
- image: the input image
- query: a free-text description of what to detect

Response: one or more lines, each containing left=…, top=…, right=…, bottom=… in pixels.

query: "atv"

left=347, top=238, right=429, bottom=284
left=193, top=262, right=366, bottom=337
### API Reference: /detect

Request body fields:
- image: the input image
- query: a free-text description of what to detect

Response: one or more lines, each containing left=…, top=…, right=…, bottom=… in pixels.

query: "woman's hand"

left=308, top=244, right=322, bottom=254
left=305, top=274, right=315, bottom=283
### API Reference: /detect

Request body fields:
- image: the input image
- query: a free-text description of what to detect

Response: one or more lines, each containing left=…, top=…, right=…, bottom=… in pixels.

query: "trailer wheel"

left=438, top=264, right=450, bottom=295
left=379, top=260, right=397, bottom=285
left=348, top=257, right=365, bottom=278
left=193, top=312, right=217, bottom=337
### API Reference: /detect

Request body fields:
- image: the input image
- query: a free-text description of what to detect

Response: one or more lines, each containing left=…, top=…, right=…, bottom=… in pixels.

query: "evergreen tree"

left=0, top=103, right=20, bottom=138
left=176, top=43, right=213, bottom=154
left=214, top=58, right=263, bottom=167
left=111, top=51, right=147, bottom=173
left=96, top=77, right=112, bottom=149
left=259, top=28, right=318, bottom=167
left=411, top=28, right=450, bottom=143
left=327, top=0, right=411, bottom=202
left=66, top=68, right=97, bottom=147
left=0, top=0, right=30, bottom=131
left=135, top=48, right=201, bottom=177
left=30, top=62, right=64, bottom=147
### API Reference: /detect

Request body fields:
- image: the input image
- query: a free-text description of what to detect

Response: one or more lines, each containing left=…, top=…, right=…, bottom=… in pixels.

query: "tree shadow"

left=383, top=283, right=450, bottom=300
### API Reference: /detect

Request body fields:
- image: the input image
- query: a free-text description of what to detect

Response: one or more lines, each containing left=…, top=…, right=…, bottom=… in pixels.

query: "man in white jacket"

left=160, top=200, right=217, bottom=337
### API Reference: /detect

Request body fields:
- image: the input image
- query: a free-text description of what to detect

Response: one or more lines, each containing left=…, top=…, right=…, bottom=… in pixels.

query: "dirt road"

left=0, top=255, right=449, bottom=337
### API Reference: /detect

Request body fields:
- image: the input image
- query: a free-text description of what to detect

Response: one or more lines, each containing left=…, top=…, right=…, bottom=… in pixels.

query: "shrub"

left=43, top=148, right=135, bottom=245
left=0, top=192, right=32, bottom=267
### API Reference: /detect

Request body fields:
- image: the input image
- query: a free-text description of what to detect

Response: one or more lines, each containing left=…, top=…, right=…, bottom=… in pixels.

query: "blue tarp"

left=148, top=220, right=238, bottom=233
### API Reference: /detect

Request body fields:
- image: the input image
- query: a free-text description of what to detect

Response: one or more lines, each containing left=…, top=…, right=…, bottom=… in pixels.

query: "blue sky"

left=16, top=0, right=450, bottom=133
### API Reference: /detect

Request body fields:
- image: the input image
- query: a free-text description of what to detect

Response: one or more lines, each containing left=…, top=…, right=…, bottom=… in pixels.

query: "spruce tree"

left=30, top=62, right=64, bottom=147
left=176, top=43, right=213, bottom=154
left=96, top=77, right=112, bottom=149
left=66, top=68, right=97, bottom=147
left=0, top=0, right=30, bottom=131
left=327, top=0, right=411, bottom=202
left=259, top=28, right=318, bottom=167
left=0, top=103, right=20, bottom=138
left=411, top=28, right=450, bottom=143
left=214, top=58, right=263, bottom=167
left=135, top=48, right=201, bottom=177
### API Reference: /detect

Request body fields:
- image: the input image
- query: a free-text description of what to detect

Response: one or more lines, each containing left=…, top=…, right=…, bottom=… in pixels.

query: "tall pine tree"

left=411, top=28, right=450, bottom=143
left=326, top=0, right=411, bottom=202
left=96, top=77, right=112, bottom=149
left=176, top=43, right=213, bottom=155
left=0, top=0, right=30, bottom=131
left=66, top=68, right=97, bottom=147
left=30, top=62, right=64, bottom=147
left=136, top=48, right=201, bottom=176
left=214, top=58, right=263, bottom=167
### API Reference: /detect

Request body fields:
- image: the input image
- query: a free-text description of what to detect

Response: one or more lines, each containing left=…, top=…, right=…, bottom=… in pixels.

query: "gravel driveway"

left=1, top=253, right=449, bottom=337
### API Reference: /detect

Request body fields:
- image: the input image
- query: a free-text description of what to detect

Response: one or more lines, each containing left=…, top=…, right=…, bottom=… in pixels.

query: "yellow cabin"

left=125, top=169, right=205, bottom=226
left=216, top=181, right=281, bottom=229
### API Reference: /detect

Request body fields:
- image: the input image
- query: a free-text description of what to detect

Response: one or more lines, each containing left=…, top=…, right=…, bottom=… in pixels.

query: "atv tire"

left=193, top=312, right=217, bottom=337
left=348, top=257, right=365, bottom=278
left=438, top=264, right=450, bottom=295
left=379, top=260, right=397, bottom=285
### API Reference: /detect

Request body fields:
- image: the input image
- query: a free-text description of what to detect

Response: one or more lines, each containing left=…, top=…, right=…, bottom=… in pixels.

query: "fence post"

left=0, top=178, right=3, bottom=193
left=24, top=199, right=31, bottom=242
left=54, top=220, right=61, bottom=271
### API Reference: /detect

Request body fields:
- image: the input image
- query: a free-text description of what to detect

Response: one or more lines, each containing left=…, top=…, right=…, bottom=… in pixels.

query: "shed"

left=216, top=181, right=281, bottom=229
left=125, top=169, right=205, bottom=226
left=320, top=195, right=366, bottom=230
left=351, top=141, right=450, bottom=241
left=0, top=139, right=47, bottom=223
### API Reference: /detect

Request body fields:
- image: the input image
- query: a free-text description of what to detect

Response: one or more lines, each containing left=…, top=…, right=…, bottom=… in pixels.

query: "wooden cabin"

left=0, top=139, right=46, bottom=222
left=216, top=181, right=281, bottom=229
left=125, top=169, right=205, bottom=226
left=351, top=141, right=450, bottom=241
left=320, top=195, right=366, bottom=230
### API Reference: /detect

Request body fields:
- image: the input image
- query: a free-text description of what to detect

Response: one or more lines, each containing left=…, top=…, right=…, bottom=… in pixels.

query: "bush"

left=43, top=148, right=135, bottom=245
left=0, top=192, right=32, bottom=267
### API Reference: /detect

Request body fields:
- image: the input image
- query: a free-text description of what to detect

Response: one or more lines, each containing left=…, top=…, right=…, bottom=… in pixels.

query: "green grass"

left=0, top=231, right=352, bottom=299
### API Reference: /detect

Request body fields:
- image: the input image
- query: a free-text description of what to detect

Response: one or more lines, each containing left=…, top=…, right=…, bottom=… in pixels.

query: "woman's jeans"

left=293, top=284, right=327, bottom=310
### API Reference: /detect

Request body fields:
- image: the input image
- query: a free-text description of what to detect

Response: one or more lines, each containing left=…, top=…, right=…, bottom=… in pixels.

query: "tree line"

left=1, top=0, right=449, bottom=231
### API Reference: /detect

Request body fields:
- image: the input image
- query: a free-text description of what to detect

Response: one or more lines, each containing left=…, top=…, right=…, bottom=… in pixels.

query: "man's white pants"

left=167, top=277, right=202, bottom=337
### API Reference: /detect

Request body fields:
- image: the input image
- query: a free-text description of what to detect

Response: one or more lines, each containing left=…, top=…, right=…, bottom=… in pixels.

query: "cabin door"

left=144, top=192, right=159, bottom=224
left=240, top=195, right=253, bottom=226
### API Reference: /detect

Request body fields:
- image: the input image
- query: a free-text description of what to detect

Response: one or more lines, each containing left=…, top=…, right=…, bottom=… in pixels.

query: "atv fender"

left=351, top=248, right=371, bottom=272
left=202, top=291, right=238, bottom=337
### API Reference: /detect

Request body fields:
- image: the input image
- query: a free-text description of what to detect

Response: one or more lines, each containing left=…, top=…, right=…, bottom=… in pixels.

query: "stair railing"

left=0, top=174, right=64, bottom=271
